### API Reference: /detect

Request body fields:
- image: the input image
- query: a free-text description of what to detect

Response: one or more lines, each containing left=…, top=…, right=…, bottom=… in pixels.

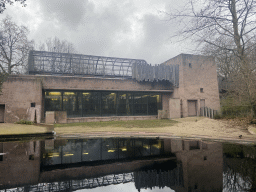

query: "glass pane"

left=63, top=92, right=82, bottom=117
left=148, top=94, right=160, bottom=115
left=134, top=93, right=148, bottom=115
left=117, top=93, right=132, bottom=116
left=101, top=92, right=117, bottom=116
left=82, top=139, right=101, bottom=161
left=102, top=138, right=118, bottom=160
left=45, top=91, right=62, bottom=111
left=82, top=92, right=101, bottom=117
left=62, top=140, right=82, bottom=164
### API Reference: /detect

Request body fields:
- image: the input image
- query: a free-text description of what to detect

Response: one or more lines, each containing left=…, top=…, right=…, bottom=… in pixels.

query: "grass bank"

left=0, top=123, right=49, bottom=135
left=55, top=119, right=178, bottom=135
left=55, top=119, right=178, bottom=128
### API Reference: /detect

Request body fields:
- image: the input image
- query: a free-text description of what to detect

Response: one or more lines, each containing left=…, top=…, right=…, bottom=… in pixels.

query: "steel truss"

left=28, top=51, right=179, bottom=87
left=28, top=51, right=146, bottom=77
left=1, top=173, right=134, bottom=192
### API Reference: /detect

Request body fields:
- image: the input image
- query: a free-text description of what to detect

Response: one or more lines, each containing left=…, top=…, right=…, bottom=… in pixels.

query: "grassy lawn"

left=55, top=119, right=178, bottom=135
left=0, top=123, right=49, bottom=135
left=55, top=119, right=178, bottom=128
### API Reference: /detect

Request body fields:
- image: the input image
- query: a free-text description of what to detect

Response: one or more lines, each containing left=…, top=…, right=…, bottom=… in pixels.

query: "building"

left=0, top=51, right=220, bottom=123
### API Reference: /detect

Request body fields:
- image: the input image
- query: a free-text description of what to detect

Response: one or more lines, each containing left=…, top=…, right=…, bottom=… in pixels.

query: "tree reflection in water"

left=223, top=144, right=256, bottom=192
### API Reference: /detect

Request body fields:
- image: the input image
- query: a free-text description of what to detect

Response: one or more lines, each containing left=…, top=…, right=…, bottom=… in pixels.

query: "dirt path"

left=55, top=117, right=256, bottom=141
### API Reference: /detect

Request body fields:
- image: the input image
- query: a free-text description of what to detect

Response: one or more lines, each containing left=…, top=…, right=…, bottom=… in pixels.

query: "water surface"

left=0, top=137, right=255, bottom=192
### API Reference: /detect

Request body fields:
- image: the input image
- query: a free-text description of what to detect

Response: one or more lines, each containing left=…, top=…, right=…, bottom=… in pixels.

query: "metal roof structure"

left=28, top=50, right=179, bottom=87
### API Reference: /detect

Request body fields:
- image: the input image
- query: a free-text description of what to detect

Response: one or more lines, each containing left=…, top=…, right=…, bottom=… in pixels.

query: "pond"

left=0, top=137, right=255, bottom=192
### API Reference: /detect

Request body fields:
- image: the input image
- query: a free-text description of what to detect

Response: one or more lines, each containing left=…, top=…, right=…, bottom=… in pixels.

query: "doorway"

left=188, top=100, right=197, bottom=116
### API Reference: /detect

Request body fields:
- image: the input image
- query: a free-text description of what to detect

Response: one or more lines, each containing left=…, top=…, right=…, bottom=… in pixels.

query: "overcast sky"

left=0, top=0, right=194, bottom=65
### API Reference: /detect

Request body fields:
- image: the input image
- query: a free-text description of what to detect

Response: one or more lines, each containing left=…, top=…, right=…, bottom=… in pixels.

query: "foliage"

left=213, top=113, right=221, bottom=119
left=0, top=0, right=26, bottom=13
left=15, top=119, right=34, bottom=125
left=220, top=97, right=252, bottom=118
left=55, top=119, right=178, bottom=128
left=0, top=15, right=33, bottom=74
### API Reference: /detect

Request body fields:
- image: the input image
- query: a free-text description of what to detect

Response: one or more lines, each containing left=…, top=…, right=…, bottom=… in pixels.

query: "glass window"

left=82, top=92, right=101, bottom=117
left=117, top=93, right=133, bottom=116
left=101, top=92, right=117, bottom=116
left=134, top=93, right=148, bottom=115
left=82, top=139, right=101, bottom=161
left=148, top=94, right=162, bottom=115
left=102, top=138, right=118, bottom=160
left=62, top=140, right=82, bottom=164
left=63, top=92, right=82, bottom=117
left=45, top=91, right=62, bottom=111
left=44, top=91, right=162, bottom=117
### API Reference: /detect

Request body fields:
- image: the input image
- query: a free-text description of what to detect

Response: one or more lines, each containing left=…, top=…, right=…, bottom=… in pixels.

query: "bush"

left=213, top=113, right=222, bottom=119
left=15, top=119, right=34, bottom=125
left=221, top=105, right=252, bottom=118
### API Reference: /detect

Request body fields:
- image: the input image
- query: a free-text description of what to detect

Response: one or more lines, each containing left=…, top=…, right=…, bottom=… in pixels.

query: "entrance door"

left=188, top=100, right=197, bottom=116
left=0, top=105, right=5, bottom=123
left=200, top=99, right=205, bottom=116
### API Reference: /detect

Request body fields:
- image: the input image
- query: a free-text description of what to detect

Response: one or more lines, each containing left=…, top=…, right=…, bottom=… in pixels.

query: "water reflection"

left=42, top=138, right=163, bottom=167
left=0, top=137, right=255, bottom=191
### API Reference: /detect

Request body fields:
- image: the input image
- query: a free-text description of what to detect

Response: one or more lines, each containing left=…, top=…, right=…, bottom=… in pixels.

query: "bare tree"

left=0, top=0, right=26, bottom=13
left=0, top=16, right=33, bottom=74
left=168, top=0, right=256, bottom=115
left=38, top=36, right=77, bottom=54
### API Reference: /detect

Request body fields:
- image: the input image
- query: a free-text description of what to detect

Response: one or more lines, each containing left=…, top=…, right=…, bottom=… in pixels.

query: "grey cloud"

left=74, top=1, right=135, bottom=57
left=38, top=0, right=92, bottom=28
left=31, top=0, right=190, bottom=65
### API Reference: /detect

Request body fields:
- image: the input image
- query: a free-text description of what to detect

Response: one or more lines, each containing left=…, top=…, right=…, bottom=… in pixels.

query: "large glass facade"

left=44, top=91, right=162, bottom=118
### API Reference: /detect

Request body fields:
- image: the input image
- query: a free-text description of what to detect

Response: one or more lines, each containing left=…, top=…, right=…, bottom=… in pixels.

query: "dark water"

left=0, top=137, right=255, bottom=192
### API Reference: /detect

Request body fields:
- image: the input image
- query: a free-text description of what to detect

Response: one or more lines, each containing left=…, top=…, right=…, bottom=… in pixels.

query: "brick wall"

left=0, top=76, right=42, bottom=123
left=0, top=75, right=173, bottom=123
left=163, top=54, right=220, bottom=117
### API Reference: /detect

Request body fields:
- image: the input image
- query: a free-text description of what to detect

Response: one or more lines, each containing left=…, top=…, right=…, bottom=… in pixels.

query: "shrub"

left=15, top=119, right=34, bottom=125
left=213, top=113, right=222, bottom=119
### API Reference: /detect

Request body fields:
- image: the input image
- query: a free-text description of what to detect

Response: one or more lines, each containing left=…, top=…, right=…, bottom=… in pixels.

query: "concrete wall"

left=41, top=75, right=173, bottom=91
left=169, top=98, right=180, bottom=119
left=166, top=139, right=223, bottom=192
left=0, top=141, right=41, bottom=189
left=163, top=54, right=220, bottom=117
left=0, top=76, right=42, bottom=123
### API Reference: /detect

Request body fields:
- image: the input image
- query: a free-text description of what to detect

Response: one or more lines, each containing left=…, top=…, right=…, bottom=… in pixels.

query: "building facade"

left=0, top=52, right=220, bottom=123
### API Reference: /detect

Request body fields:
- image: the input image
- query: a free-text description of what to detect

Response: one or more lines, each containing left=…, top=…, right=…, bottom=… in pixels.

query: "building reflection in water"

left=0, top=137, right=249, bottom=192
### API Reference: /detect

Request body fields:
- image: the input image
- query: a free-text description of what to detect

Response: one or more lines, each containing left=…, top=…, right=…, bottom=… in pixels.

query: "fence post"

left=203, top=107, right=205, bottom=117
